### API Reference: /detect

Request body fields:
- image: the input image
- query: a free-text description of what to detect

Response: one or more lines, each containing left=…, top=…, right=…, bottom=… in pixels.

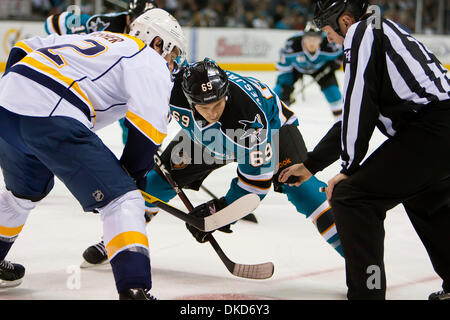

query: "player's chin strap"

left=152, top=153, right=274, bottom=280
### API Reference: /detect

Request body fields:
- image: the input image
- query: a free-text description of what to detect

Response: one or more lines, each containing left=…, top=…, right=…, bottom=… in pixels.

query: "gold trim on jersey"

left=117, top=33, right=146, bottom=51
left=20, top=56, right=96, bottom=125
left=105, top=231, right=149, bottom=259
left=126, top=110, right=167, bottom=145
left=14, top=41, right=33, bottom=53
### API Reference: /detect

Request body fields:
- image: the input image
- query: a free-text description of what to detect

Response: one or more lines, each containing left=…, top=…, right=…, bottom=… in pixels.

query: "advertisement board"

left=1, top=22, right=449, bottom=72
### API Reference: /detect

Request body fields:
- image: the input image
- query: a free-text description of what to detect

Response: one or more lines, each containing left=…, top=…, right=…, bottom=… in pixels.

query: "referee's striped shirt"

left=339, top=16, right=450, bottom=175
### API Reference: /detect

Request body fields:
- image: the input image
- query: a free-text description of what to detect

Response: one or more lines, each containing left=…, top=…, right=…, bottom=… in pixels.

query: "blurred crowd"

left=1, top=0, right=448, bottom=34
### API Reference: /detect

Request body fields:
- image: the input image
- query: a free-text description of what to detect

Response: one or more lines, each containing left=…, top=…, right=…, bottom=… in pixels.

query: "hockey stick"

left=154, top=154, right=274, bottom=280
left=200, top=185, right=258, bottom=223
left=140, top=189, right=258, bottom=232
left=293, top=65, right=333, bottom=103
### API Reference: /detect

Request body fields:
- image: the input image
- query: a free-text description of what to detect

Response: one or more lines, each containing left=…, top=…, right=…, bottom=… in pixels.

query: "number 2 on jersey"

left=37, top=39, right=107, bottom=68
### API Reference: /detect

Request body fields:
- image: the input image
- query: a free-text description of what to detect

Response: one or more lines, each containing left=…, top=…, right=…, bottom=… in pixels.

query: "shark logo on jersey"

left=88, top=17, right=111, bottom=32
left=239, top=114, right=265, bottom=143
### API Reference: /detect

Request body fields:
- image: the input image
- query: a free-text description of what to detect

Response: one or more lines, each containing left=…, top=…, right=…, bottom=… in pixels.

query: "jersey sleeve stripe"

left=45, top=16, right=56, bottom=34
left=20, top=56, right=96, bottom=124
left=9, top=64, right=92, bottom=121
left=58, top=12, right=69, bottom=34
left=51, top=14, right=62, bottom=35
left=14, top=41, right=33, bottom=53
left=280, top=100, right=297, bottom=124
left=126, top=110, right=167, bottom=145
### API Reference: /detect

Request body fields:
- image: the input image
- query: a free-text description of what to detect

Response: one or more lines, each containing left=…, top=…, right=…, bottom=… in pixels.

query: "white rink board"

left=0, top=71, right=442, bottom=300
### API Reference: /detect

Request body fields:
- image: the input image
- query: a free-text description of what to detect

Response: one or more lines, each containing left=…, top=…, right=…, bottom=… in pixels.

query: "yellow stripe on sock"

left=0, top=224, right=24, bottom=237
left=105, top=231, right=148, bottom=259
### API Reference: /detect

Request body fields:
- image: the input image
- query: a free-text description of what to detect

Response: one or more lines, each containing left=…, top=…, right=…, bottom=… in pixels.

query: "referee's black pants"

left=330, top=101, right=450, bottom=300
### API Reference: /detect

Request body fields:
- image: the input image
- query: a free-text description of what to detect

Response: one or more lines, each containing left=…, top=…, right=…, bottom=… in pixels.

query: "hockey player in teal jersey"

left=81, top=59, right=344, bottom=267
left=45, top=0, right=156, bottom=36
left=274, top=22, right=344, bottom=120
left=159, top=60, right=343, bottom=255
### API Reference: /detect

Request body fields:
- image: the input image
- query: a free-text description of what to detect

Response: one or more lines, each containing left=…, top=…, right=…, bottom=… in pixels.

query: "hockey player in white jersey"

left=0, top=9, right=185, bottom=300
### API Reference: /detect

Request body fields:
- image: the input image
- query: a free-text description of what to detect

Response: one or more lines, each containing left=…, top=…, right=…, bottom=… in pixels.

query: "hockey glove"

left=186, top=197, right=232, bottom=243
left=280, top=84, right=295, bottom=105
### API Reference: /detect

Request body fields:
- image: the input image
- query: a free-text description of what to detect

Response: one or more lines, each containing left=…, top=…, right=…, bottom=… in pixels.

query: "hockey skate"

left=119, top=288, right=158, bottom=300
left=428, top=290, right=450, bottom=300
left=80, top=240, right=108, bottom=268
left=0, top=260, right=25, bottom=288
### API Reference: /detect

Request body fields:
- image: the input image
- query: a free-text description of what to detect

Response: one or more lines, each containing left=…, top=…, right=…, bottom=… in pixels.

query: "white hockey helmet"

left=129, top=8, right=186, bottom=62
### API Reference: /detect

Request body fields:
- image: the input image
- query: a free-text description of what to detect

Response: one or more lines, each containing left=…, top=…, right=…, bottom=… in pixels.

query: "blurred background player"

left=81, top=59, right=344, bottom=267
left=274, top=22, right=344, bottom=121
left=0, top=8, right=185, bottom=300
left=45, top=0, right=157, bottom=35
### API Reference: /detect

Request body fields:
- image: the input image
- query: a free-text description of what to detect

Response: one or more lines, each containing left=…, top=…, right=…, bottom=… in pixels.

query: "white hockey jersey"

left=0, top=32, right=172, bottom=146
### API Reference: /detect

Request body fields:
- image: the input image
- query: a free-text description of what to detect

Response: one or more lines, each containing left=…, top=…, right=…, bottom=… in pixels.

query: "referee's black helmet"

left=182, top=59, right=229, bottom=106
left=313, top=0, right=369, bottom=33
left=128, top=0, right=157, bottom=20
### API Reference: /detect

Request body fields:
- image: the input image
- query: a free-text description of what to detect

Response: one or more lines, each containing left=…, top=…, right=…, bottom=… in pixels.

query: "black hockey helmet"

left=303, top=21, right=322, bottom=37
left=182, top=58, right=229, bottom=106
left=128, top=0, right=157, bottom=20
left=313, top=0, right=369, bottom=33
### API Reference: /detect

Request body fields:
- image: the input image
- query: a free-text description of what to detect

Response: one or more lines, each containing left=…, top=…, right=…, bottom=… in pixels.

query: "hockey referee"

left=279, top=0, right=450, bottom=299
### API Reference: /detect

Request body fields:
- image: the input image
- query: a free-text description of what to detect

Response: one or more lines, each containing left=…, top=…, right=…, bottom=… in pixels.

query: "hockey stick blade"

left=209, top=237, right=274, bottom=280
left=140, top=190, right=206, bottom=230
left=140, top=191, right=260, bottom=232
left=203, top=194, right=260, bottom=232
left=232, top=262, right=275, bottom=280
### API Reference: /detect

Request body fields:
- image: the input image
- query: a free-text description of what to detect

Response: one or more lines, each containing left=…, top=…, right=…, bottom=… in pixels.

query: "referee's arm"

left=340, top=21, right=381, bottom=176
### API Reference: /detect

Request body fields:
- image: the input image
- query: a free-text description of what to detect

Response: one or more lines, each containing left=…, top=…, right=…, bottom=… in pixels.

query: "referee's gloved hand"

left=186, top=197, right=232, bottom=243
